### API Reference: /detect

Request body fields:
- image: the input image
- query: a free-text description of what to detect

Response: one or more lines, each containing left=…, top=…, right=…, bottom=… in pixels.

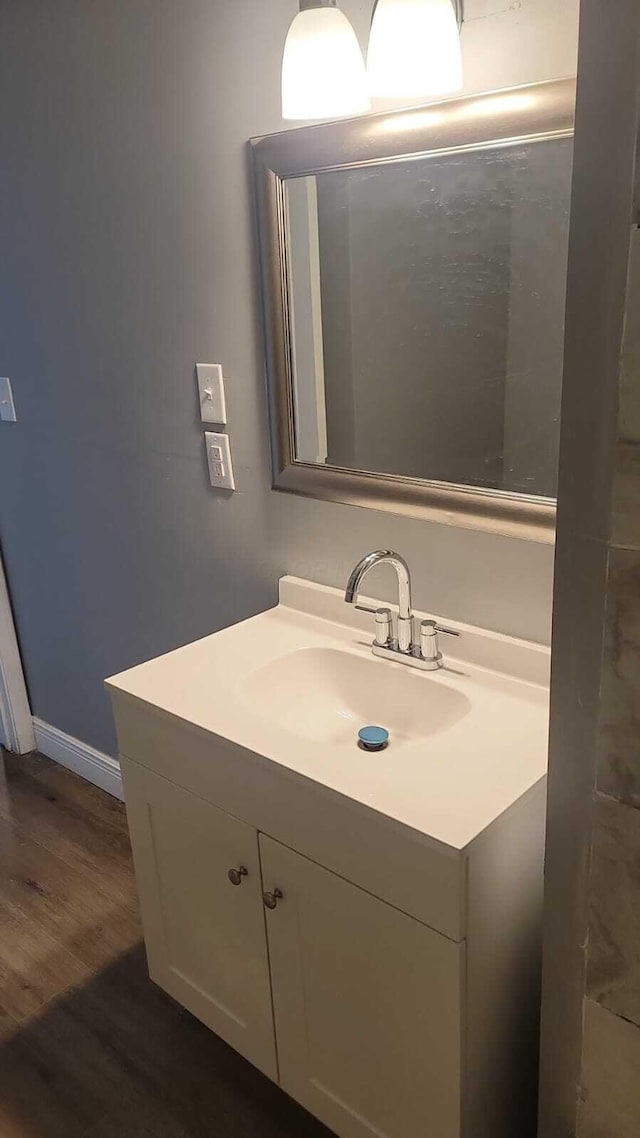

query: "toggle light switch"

left=196, top=364, right=227, bottom=424
left=205, top=431, right=235, bottom=490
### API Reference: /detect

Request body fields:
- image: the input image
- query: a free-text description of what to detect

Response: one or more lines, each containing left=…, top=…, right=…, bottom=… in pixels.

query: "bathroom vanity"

left=106, top=575, right=549, bottom=1138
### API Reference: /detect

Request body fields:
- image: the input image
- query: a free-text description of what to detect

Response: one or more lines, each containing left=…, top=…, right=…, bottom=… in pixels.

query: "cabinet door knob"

left=228, top=866, right=248, bottom=886
left=263, top=888, right=283, bottom=910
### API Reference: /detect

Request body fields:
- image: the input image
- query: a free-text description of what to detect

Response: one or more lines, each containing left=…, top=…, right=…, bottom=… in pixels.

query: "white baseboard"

left=32, top=718, right=123, bottom=800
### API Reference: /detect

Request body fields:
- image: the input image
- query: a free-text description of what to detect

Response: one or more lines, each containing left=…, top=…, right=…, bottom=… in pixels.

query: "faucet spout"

left=345, top=550, right=413, bottom=651
left=345, top=549, right=459, bottom=671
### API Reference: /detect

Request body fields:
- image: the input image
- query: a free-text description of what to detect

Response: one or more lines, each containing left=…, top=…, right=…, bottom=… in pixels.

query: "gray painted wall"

left=0, top=0, right=578, bottom=756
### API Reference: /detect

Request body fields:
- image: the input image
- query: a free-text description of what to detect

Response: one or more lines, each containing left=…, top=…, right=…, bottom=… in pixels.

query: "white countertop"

left=106, top=576, right=550, bottom=851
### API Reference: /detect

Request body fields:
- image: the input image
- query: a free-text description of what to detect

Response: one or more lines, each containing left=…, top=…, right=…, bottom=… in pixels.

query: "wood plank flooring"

left=0, top=750, right=331, bottom=1138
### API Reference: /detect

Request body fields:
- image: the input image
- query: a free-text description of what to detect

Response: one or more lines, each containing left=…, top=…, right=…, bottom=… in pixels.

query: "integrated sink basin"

left=106, top=574, right=551, bottom=851
left=244, top=645, right=471, bottom=748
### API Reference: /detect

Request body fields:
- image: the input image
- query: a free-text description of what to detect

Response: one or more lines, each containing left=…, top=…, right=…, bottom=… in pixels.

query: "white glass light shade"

left=367, top=0, right=463, bottom=99
left=282, top=6, right=370, bottom=121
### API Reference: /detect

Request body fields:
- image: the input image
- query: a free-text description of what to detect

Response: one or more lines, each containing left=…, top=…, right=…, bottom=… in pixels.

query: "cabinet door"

left=260, top=834, right=463, bottom=1138
left=122, top=760, right=277, bottom=1080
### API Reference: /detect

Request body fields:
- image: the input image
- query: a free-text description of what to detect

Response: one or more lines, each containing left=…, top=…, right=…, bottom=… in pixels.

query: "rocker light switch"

left=197, top=363, right=227, bottom=424
left=205, top=431, right=235, bottom=490
left=0, top=377, right=17, bottom=422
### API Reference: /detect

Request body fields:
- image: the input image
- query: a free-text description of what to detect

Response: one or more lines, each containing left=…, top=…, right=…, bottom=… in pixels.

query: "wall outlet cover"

left=205, top=431, right=235, bottom=491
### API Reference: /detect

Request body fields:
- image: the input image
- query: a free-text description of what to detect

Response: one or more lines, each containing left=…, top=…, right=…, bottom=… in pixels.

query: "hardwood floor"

left=0, top=750, right=331, bottom=1138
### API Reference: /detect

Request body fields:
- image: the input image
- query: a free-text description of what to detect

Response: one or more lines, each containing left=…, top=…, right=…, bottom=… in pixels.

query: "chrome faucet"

left=345, top=550, right=414, bottom=653
left=345, top=550, right=459, bottom=672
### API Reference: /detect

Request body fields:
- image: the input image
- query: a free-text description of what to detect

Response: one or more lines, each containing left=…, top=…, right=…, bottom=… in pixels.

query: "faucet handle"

left=374, top=608, right=393, bottom=647
left=419, top=619, right=460, bottom=664
left=356, top=605, right=392, bottom=647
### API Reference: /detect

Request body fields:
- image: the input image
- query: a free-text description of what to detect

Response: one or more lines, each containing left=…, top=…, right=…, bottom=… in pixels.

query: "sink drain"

left=358, top=726, right=390, bottom=752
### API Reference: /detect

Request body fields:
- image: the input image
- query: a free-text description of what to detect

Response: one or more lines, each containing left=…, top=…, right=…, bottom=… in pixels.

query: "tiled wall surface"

left=539, top=9, right=640, bottom=1131
left=579, top=230, right=640, bottom=1135
left=579, top=1000, right=640, bottom=1138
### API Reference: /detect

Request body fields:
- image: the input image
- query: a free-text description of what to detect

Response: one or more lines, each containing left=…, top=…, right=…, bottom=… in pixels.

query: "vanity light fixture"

left=281, top=0, right=371, bottom=121
left=367, top=0, right=464, bottom=99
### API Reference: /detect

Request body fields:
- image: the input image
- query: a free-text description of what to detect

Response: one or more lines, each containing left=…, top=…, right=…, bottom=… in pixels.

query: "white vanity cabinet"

left=117, top=730, right=543, bottom=1138
left=122, top=756, right=464, bottom=1138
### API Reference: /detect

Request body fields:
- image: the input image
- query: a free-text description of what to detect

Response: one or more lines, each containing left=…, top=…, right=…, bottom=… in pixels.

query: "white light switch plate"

left=205, top=431, right=235, bottom=491
left=196, top=363, right=227, bottom=424
left=0, top=377, right=17, bottom=422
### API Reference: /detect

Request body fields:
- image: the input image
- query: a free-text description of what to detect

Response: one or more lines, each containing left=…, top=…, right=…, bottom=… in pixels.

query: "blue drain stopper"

left=358, top=725, right=390, bottom=752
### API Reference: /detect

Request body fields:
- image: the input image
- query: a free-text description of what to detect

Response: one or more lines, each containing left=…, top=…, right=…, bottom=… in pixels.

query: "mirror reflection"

left=285, top=137, right=573, bottom=499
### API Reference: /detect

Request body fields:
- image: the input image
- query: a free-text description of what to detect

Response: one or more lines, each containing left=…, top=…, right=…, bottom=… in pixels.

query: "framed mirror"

left=251, top=78, right=575, bottom=542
